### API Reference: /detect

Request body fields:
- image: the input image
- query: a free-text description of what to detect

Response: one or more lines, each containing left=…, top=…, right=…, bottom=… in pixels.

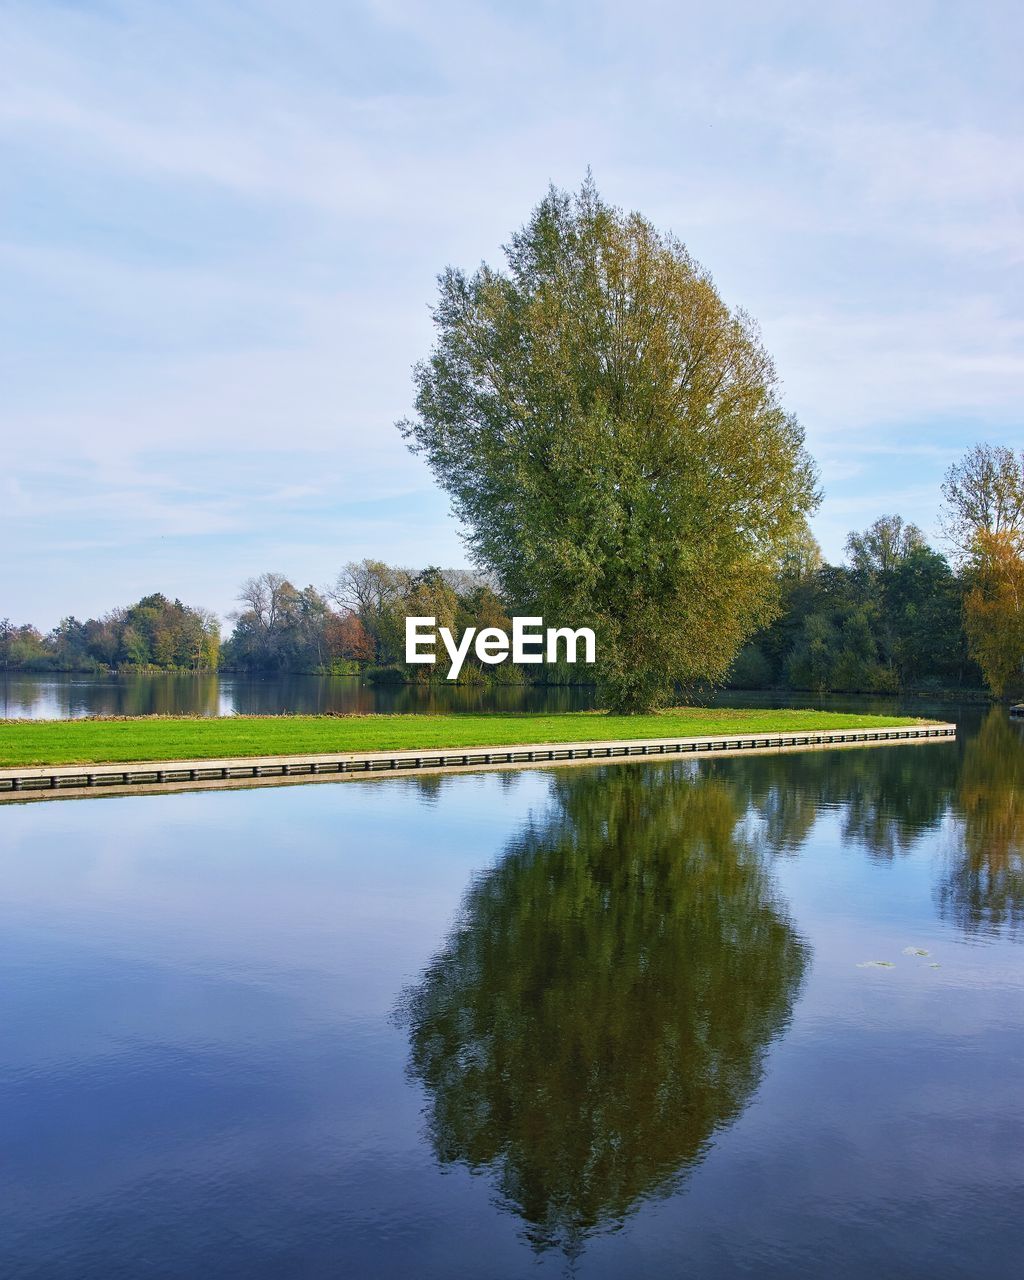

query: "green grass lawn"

left=0, top=708, right=927, bottom=768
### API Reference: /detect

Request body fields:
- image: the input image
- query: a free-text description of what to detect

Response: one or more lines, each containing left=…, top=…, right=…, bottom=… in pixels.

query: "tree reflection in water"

left=722, top=740, right=959, bottom=860
left=940, top=707, right=1024, bottom=934
left=397, top=715, right=1024, bottom=1258
left=717, top=721, right=1024, bottom=932
left=396, top=765, right=808, bottom=1258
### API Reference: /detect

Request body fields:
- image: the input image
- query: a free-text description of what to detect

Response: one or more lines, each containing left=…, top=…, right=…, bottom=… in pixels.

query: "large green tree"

left=400, top=179, right=819, bottom=711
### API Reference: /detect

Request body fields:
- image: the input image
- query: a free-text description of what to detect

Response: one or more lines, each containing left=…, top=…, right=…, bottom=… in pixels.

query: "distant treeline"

left=222, top=564, right=538, bottom=683
left=731, top=516, right=980, bottom=694
left=0, top=516, right=987, bottom=693
left=1, top=594, right=220, bottom=674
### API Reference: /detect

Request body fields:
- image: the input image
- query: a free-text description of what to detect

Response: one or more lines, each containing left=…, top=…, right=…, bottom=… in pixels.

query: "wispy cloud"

left=2, top=0, right=1022, bottom=624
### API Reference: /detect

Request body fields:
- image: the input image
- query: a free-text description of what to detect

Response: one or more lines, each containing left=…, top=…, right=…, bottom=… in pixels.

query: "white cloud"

left=2, top=0, right=1022, bottom=620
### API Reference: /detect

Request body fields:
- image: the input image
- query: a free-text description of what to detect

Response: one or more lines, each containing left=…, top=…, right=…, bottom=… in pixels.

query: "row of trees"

left=3, top=467, right=1020, bottom=693
left=222, top=574, right=362, bottom=674
left=731, top=516, right=972, bottom=693
left=0, top=594, right=220, bottom=673
left=225, top=446, right=1024, bottom=693
left=732, top=446, right=1024, bottom=697
left=221, top=564, right=525, bottom=680
left=7, top=184, right=1021, bottom=700
left=221, top=538, right=972, bottom=690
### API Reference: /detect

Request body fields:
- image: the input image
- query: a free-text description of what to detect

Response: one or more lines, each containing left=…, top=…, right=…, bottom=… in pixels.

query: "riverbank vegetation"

left=0, top=514, right=1012, bottom=698
left=0, top=708, right=922, bottom=768
left=0, top=594, right=219, bottom=674
left=3, top=471, right=1022, bottom=704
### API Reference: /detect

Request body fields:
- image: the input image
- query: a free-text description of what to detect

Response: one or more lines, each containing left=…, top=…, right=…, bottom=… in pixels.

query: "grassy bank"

left=0, top=709, right=927, bottom=768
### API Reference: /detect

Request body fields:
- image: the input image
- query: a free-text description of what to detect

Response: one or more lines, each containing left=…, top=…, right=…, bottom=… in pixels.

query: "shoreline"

left=0, top=708, right=926, bottom=769
left=0, top=722, right=956, bottom=802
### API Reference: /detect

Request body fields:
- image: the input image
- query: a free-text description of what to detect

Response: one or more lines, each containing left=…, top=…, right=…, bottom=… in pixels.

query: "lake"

left=1, top=702, right=1022, bottom=1277
left=0, top=672, right=598, bottom=720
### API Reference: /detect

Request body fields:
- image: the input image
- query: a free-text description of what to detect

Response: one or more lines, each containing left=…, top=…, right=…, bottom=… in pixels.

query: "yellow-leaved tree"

left=942, top=445, right=1024, bottom=696
left=964, top=531, right=1024, bottom=696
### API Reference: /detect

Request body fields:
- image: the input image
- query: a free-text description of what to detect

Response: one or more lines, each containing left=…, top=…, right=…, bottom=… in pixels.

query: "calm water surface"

left=0, top=672, right=598, bottom=719
left=1, top=704, right=1022, bottom=1277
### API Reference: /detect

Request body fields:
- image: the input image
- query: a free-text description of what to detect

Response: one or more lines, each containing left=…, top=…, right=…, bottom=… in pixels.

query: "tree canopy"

left=400, top=179, right=820, bottom=711
left=845, top=514, right=926, bottom=577
left=940, top=446, right=1024, bottom=696
left=0, top=594, right=219, bottom=673
left=941, top=444, right=1024, bottom=556
left=962, top=532, right=1024, bottom=697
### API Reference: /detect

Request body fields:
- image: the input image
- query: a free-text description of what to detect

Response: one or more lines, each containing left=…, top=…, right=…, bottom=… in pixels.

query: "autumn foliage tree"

left=943, top=445, right=1024, bottom=696
left=325, top=611, right=375, bottom=663
left=963, top=532, right=1024, bottom=696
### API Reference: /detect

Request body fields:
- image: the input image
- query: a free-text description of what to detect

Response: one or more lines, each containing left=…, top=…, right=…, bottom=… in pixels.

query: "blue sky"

left=3, top=0, right=1022, bottom=629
